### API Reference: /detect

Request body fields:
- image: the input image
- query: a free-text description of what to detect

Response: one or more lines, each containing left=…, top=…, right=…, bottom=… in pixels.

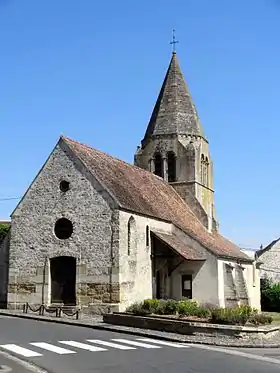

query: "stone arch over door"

left=50, top=256, right=76, bottom=305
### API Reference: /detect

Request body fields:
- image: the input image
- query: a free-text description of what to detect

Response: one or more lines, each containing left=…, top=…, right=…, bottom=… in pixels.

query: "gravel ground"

left=1, top=310, right=280, bottom=348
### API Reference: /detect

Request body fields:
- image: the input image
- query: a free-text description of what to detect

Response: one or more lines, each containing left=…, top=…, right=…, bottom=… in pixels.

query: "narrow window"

left=127, top=216, right=136, bottom=256
left=205, top=157, right=209, bottom=186
left=154, top=153, right=163, bottom=177
left=146, top=225, right=150, bottom=247
left=200, top=155, right=205, bottom=184
left=167, top=152, right=176, bottom=182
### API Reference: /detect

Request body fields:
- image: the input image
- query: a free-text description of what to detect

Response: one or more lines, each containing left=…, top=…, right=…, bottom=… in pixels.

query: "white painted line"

left=136, top=338, right=190, bottom=348
left=0, top=365, right=12, bottom=372
left=0, top=344, right=42, bottom=358
left=187, top=344, right=280, bottom=366
left=30, top=342, right=76, bottom=355
left=87, top=339, right=137, bottom=350
left=111, top=339, right=162, bottom=349
left=59, top=341, right=107, bottom=352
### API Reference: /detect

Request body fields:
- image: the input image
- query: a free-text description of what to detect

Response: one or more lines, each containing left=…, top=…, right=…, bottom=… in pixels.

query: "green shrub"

left=142, top=299, right=160, bottom=314
left=210, top=306, right=255, bottom=325
left=178, top=300, right=198, bottom=316
left=126, top=302, right=150, bottom=316
left=163, top=299, right=179, bottom=315
left=249, top=313, right=273, bottom=325
left=155, top=300, right=169, bottom=315
left=261, top=279, right=280, bottom=312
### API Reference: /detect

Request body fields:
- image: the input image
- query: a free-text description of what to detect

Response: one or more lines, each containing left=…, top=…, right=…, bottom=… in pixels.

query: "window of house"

left=154, top=153, right=163, bottom=177
left=181, top=274, right=192, bottom=299
left=146, top=225, right=150, bottom=247
left=200, top=155, right=209, bottom=187
left=167, top=152, right=176, bottom=182
left=127, top=216, right=136, bottom=256
left=54, top=218, right=73, bottom=239
left=60, top=180, right=70, bottom=192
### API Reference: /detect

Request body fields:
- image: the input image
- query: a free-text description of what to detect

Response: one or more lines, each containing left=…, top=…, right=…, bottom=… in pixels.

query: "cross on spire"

left=170, top=29, right=179, bottom=53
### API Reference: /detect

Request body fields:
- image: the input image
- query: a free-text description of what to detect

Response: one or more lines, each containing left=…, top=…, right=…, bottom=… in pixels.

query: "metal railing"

left=22, top=302, right=80, bottom=319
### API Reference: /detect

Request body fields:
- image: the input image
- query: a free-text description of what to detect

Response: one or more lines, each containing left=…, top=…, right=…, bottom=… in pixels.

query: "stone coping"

left=1, top=310, right=280, bottom=348
left=103, top=312, right=280, bottom=338
left=112, top=312, right=279, bottom=334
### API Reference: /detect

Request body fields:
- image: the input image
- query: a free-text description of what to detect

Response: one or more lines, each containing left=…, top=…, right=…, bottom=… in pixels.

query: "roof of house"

left=256, top=238, right=280, bottom=258
left=152, top=231, right=207, bottom=261
left=62, top=136, right=251, bottom=262
left=142, top=52, right=204, bottom=146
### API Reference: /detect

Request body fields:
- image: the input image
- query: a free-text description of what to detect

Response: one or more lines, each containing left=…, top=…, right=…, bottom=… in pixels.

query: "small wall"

left=103, top=313, right=280, bottom=339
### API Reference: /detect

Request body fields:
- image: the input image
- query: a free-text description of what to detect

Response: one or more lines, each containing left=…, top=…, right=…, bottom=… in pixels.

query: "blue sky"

left=1, top=0, right=280, bottom=248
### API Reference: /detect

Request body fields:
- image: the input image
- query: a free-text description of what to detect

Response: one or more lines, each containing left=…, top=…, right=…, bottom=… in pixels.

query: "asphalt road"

left=0, top=315, right=280, bottom=373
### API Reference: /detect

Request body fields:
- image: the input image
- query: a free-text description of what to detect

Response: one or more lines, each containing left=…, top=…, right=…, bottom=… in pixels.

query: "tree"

left=0, top=223, right=10, bottom=243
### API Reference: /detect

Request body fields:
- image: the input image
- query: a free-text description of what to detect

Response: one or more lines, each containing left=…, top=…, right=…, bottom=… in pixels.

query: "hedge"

left=126, top=299, right=273, bottom=326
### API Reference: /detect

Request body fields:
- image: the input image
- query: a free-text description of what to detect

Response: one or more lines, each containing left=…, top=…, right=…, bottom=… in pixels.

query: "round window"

left=54, top=218, right=73, bottom=239
left=59, top=180, right=70, bottom=192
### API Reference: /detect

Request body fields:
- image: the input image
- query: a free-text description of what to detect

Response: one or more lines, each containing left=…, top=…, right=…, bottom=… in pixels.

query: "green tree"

left=0, top=223, right=10, bottom=243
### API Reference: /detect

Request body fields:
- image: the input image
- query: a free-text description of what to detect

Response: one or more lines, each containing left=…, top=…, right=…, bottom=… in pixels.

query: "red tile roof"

left=62, top=136, right=251, bottom=262
left=152, top=231, right=207, bottom=261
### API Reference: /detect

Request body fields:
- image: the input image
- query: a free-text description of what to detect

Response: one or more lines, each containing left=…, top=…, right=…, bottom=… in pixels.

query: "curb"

left=1, top=311, right=280, bottom=349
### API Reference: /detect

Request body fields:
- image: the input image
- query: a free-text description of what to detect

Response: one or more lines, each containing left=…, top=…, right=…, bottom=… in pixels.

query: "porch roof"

left=152, top=231, right=207, bottom=261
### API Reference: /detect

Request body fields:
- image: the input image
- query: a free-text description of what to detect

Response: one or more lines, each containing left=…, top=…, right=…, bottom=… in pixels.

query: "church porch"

left=151, top=232, right=208, bottom=302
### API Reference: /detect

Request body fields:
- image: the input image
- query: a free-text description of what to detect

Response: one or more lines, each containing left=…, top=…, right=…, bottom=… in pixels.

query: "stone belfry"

left=135, top=48, right=218, bottom=232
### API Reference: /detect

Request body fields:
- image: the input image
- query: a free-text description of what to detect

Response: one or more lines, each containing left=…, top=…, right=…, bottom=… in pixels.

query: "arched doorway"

left=50, top=256, right=76, bottom=305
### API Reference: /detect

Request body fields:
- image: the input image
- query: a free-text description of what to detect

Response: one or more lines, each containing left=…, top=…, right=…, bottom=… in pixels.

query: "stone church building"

left=0, top=52, right=261, bottom=312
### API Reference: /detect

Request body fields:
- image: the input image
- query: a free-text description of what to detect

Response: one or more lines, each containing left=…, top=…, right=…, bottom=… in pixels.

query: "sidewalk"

left=1, top=309, right=280, bottom=348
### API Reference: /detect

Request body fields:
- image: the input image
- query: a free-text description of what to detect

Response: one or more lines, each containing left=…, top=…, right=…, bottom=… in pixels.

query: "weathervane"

left=170, top=29, right=179, bottom=53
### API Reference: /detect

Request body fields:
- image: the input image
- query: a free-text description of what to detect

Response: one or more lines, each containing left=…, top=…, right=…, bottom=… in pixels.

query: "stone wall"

left=0, top=230, right=10, bottom=308
left=258, top=241, right=280, bottom=283
left=118, top=210, right=172, bottom=311
left=218, top=259, right=260, bottom=311
left=8, top=142, right=120, bottom=311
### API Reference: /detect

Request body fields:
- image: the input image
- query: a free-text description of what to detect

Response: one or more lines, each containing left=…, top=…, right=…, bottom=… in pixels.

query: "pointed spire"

left=142, top=53, right=204, bottom=146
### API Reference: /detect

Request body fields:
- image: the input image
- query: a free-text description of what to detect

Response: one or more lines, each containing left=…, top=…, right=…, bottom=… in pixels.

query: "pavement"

left=1, top=316, right=280, bottom=373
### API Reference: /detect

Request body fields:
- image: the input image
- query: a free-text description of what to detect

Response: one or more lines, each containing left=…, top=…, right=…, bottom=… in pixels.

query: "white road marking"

left=136, top=338, right=190, bottom=348
left=188, top=344, right=280, bottom=366
left=59, top=341, right=107, bottom=352
left=111, top=339, right=162, bottom=349
left=30, top=342, right=76, bottom=355
left=87, top=339, right=137, bottom=350
left=0, top=344, right=42, bottom=357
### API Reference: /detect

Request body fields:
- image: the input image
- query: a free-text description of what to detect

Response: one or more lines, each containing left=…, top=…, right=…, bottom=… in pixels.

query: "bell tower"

left=134, top=51, right=218, bottom=232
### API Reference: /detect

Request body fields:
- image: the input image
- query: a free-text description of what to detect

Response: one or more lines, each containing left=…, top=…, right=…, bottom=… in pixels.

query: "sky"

left=1, top=0, right=280, bottom=249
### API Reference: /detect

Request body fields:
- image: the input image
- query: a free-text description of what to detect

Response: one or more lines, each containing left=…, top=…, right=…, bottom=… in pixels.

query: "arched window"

left=200, top=155, right=205, bottom=184
left=146, top=225, right=150, bottom=247
left=201, top=154, right=209, bottom=187
left=154, top=153, right=163, bottom=178
left=127, top=216, right=136, bottom=256
left=205, top=157, right=209, bottom=186
left=167, top=152, right=176, bottom=182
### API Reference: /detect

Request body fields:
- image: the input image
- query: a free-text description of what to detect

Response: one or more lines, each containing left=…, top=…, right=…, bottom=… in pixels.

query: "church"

left=0, top=51, right=261, bottom=313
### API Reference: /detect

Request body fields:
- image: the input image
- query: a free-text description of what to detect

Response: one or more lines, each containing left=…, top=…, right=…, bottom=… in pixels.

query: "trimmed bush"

left=210, top=306, right=256, bottom=325
left=126, top=302, right=150, bottom=316
left=142, top=299, right=160, bottom=314
left=125, top=300, right=272, bottom=326
left=249, top=313, right=273, bottom=325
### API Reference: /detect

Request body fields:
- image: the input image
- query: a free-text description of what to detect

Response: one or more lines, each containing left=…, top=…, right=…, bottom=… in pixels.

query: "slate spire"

left=142, top=52, right=204, bottom=146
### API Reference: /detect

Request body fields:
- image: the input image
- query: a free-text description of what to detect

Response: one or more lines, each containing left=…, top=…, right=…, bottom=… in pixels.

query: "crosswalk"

left=0, top=338, right=189, bottom=358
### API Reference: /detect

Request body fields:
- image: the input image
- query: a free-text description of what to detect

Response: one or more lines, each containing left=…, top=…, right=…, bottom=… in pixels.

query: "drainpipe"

left=109, top=211, right=116, bottom=304
left=42, top=256, right=47, bottom=305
